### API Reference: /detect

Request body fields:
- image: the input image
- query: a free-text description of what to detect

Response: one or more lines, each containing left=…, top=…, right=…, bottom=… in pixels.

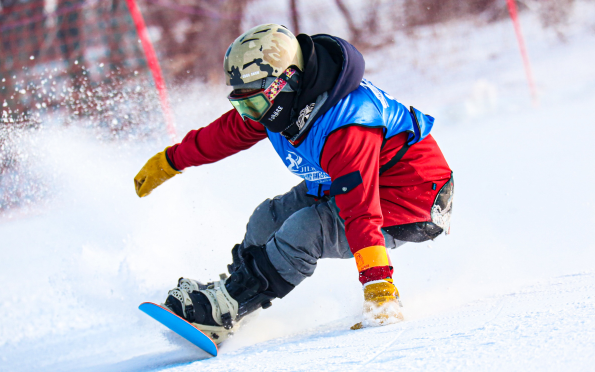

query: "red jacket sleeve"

left=166, top=109, right=267, bottom=170
left=320, top=126, right=386, bottom=252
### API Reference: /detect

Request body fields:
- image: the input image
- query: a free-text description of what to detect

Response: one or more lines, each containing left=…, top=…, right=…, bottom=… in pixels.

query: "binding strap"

left=200, top=281, right=239, bottom=330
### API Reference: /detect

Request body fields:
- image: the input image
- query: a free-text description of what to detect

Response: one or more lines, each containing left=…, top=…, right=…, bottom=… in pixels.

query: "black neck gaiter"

left=259, top=91, right=296, bottom=133
left=295, top=35, right=341, bottom=112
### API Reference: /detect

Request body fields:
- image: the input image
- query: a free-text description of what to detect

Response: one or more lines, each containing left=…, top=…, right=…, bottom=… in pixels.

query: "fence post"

left=125, top=0, right=177, bottom=141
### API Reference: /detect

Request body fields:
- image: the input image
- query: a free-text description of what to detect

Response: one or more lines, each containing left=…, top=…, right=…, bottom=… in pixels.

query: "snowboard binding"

left=164, top=244, right=295, bottom=343
left=165, top=277, right=239, bottom=343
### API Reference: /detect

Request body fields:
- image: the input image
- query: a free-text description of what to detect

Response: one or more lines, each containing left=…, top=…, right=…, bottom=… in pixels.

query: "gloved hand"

left=134, top=148, right=181, bottom=197
left=351, top=280, right=403, bottom=330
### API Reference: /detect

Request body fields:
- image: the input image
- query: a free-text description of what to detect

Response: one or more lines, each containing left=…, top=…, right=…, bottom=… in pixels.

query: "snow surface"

left=2, top=4, right=595, bottom=371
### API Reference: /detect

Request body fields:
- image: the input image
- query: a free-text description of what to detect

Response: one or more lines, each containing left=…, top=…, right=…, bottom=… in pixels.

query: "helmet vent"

left=276, top=28, right=292, bottom=37
left=241, top=38, right=259, bottom=45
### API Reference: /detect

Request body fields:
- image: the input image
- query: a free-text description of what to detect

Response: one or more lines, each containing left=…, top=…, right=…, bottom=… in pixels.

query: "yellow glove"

left=351, top=280, right=403, bottom=330
left=134, top=148, right=181, bottom=197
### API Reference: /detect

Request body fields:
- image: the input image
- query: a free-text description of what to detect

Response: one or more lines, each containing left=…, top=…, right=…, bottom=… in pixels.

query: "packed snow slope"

left=2, top=5, right=595, bottom=371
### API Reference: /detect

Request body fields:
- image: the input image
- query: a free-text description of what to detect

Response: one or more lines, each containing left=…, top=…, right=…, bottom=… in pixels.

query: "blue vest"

left=267, top=79, right=435, bottom=197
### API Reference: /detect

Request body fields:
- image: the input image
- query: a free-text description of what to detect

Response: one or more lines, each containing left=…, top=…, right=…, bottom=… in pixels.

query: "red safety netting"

left=0, top=0, right=163, bottom=134
left=0, top=0, right=250, bottom=213
left=0, top=0, right=168, bottom=213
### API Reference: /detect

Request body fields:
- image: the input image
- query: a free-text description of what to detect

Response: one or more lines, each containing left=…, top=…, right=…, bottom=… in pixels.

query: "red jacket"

left=168, top=109, right=451, bottom=281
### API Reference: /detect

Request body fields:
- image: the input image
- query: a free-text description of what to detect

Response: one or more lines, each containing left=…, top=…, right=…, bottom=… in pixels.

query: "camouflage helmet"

left=224, top=24, right=304, bottom=87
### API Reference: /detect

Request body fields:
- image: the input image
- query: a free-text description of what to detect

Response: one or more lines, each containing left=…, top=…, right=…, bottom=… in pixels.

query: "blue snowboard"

left=139, top=302, right=218, bottom=357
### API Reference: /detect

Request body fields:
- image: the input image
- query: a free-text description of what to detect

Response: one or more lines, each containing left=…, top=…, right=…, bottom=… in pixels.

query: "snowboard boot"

left=164, top=245, right=294, bottom=343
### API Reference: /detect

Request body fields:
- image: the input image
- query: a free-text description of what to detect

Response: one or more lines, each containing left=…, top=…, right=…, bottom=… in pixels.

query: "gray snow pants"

left=241, top=181, right=403, bottom=286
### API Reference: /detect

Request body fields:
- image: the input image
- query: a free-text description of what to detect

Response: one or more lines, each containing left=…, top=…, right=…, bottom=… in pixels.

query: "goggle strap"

left=263, top=67, right=297, bottom=101
left=280, top=71, right=300, bottom=91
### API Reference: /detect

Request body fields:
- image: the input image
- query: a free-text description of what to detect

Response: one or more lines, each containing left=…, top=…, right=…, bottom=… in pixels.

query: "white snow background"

left=1, top=2, right=595, bottom=371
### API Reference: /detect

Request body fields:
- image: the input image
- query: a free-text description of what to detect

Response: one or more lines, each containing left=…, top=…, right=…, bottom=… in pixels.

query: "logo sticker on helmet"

left=242, top=71, right=262, bottom=79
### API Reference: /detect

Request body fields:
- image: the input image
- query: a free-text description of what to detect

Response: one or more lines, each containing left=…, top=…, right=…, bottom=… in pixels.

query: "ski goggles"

left=228, top=67, right=298, bottom=122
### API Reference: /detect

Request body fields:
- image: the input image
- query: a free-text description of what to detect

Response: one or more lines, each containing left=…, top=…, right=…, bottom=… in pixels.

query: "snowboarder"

left=134, top=24, right=453, bottom=342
